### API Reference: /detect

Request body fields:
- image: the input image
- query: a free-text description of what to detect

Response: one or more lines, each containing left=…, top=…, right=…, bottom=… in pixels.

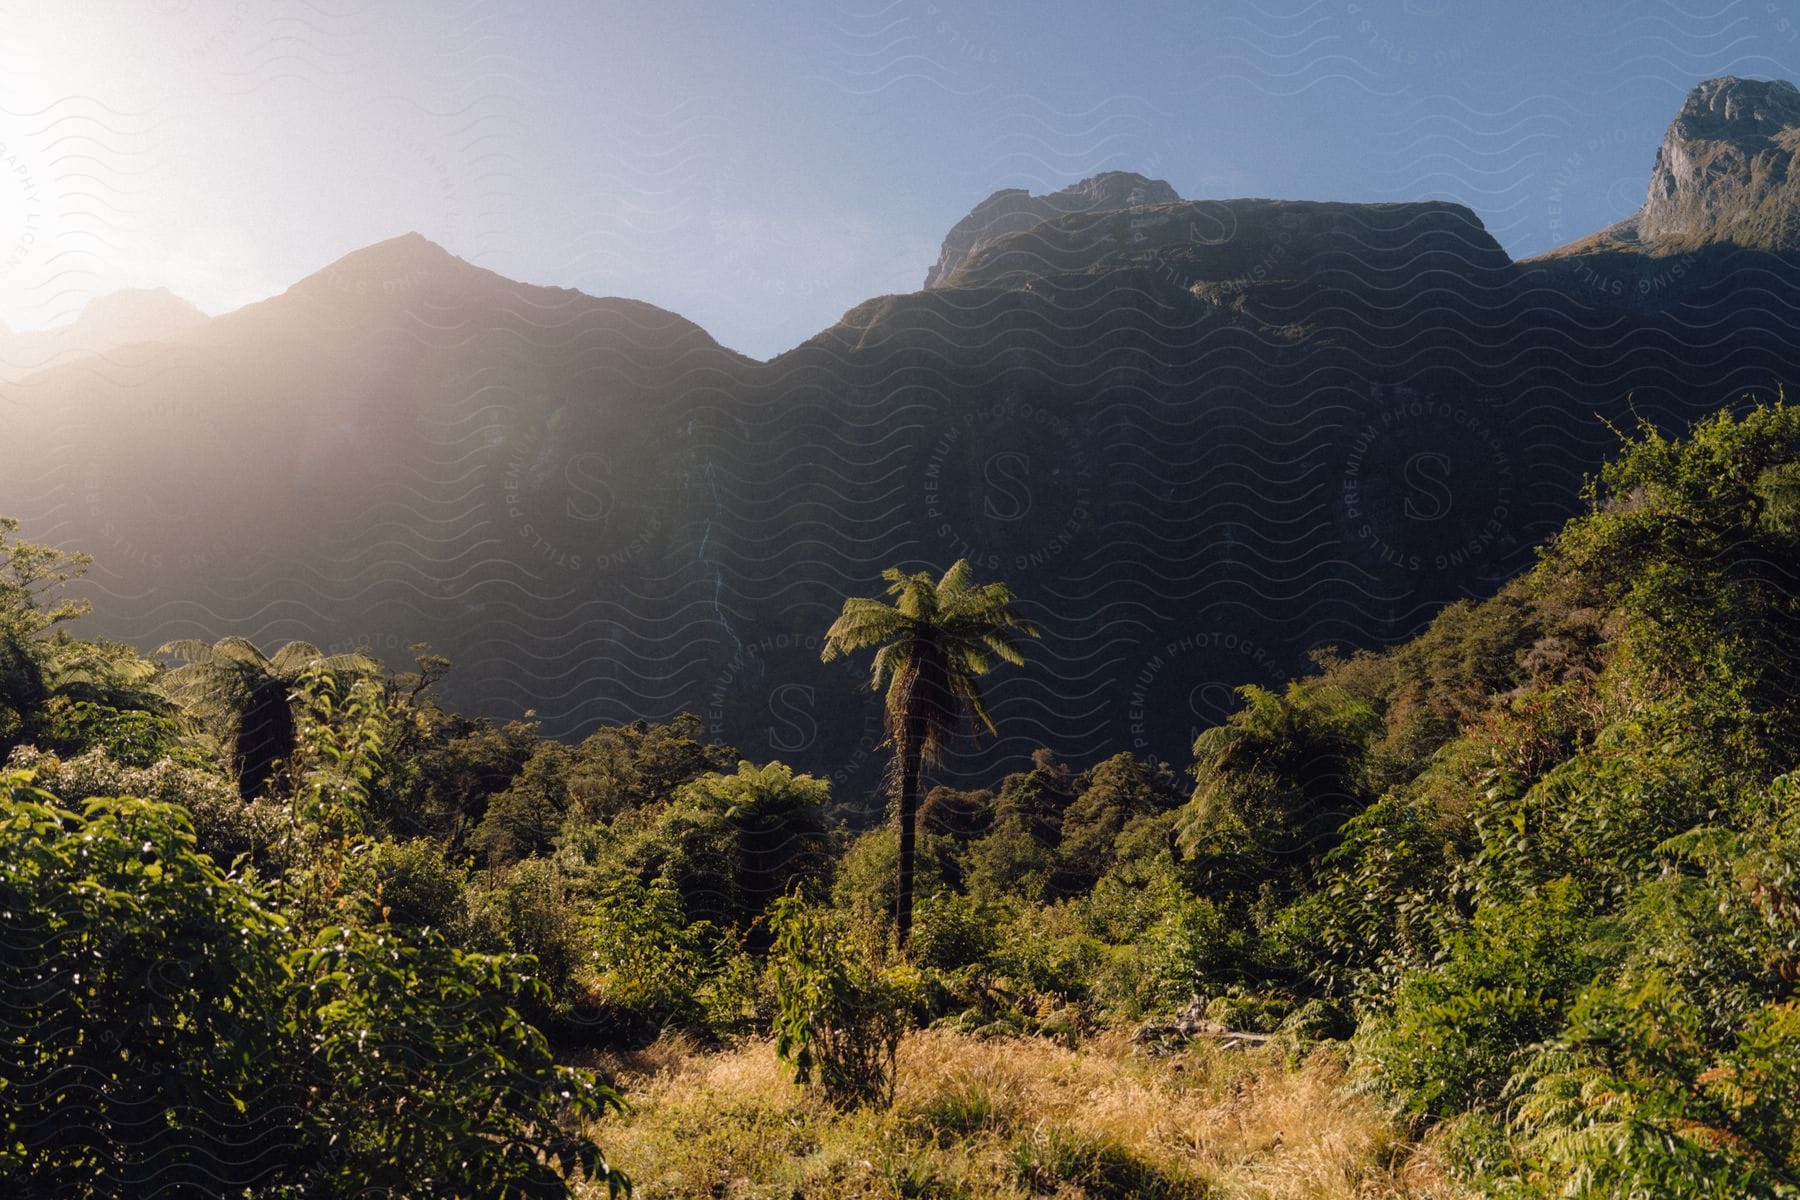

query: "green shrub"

left=6, top=743, right=285, bottom=871
left=35, top=697, right=199, bottom=767
left=293, top=921, right=626, bottom=1197
left=1359, top=879, right=1605, bottom=1117
left=0, top=769, right=624, bottom=1198
left=350, top=835, right=472, bottom=930
left=767, top=894, right=909, bottom=1109
left=464, top=856, right=591, bottom=1022
left=911, top=891, right=999, bottom=970
left=0, top=773, right=300, bottom=1195
left=588, top=873, right=718, bottom=1028
left=615, top=759, right=833, bottom=930
left=1205, top=987, right=1291, bottom=1033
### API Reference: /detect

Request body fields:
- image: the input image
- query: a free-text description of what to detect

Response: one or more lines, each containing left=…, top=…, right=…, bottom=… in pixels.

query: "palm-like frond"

left=268, top=641, right=327, bottom=674
left=155, top=638, right=221, bottom=664
left=822, top=558, right=1037, bottom=759
left=301, top=650, right=382, bottom=678
left=152, top=636, right=382, bottom=798
left=821, top=598, right=911, bottom=661
left=156, top=639, right=377, bottom=731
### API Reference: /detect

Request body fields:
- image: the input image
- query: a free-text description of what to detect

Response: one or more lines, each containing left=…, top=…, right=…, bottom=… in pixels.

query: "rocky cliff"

left=1640, top=75, right=1800, bottom=251
left=923, top=171, right=1180, bottom=288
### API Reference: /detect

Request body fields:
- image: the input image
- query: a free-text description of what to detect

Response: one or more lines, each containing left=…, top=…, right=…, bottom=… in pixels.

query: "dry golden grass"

left=584, top=1030, right=1478, bottom=1199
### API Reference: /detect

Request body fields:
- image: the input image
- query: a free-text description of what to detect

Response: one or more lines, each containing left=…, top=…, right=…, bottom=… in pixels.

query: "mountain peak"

left=1670, top=76, right=1800, bottom=141
left=311, top=231, right=466, bottom=282
left=1637, top=75, right=1800, bottom=250
left=71, top=287, right=204, bottom=334
left=924, top=171, right=1181, bottom=288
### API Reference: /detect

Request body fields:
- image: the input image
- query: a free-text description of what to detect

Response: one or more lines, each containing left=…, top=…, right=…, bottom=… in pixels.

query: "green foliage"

left=832, top=825, right=953, bottom=928
left=0, top=771, right=299, bottom=1194
left=767, top=894, right=909, bottom=1109
left=961, top=817, right=1055, bottom=903
left=5, top=743, right=285, bottom=871
left=589, top=874, right=719, bottom=1027
left=294, top=921, right=625, bottom=1198
left=1496, top=778, right=1800, bottom=1196
left=349, top=835, right=472, bottom=929
left=1052, top=752, right=1185, bottom=894
left=473, top=740, right=574, bottom=865
left=601, top=758, right=833, bottom=930
left=282, top=666, right=396, bottom=924
left=35, top=697, right=196, bottom=766
left=465, top=857, right=591, bottom=1018
left=0, top=769, right=623, bottom=1198
left=670, top=759, right=833, bottom=922
left=562, top=713, right=736, bottom=823
left=1359, top=880, right=1607, bottom=1118
left=0, top=517, right=94, bottom=752
left=910, top=891, right=999, bottom=971
left=404, top=709, right=544, bottom=846
left=1180, top=680, right=1381, bottom=899
left=1130, top=888, right=1245, bottom=1021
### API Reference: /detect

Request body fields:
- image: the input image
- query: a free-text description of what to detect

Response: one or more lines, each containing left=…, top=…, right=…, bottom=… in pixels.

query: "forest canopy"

left=4, top=403, right=1800, bottom=1197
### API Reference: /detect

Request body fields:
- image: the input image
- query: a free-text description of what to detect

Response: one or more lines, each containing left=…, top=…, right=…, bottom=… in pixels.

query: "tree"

left=821, top=560, right=1035, bottom=947
left=156, top=637, right=379, bottom=798
left=766, top=893, right=908, bottom=1109
left=471, top=741, right=574, bottom=866
left=625, top=759, right=833, bottom=927
left=0, top=769, right=626, bottom=1198
left=0, top=516, right=93, bottom=751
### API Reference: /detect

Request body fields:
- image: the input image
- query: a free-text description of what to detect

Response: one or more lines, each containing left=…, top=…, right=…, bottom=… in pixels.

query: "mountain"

left=923, top=171, right=1181, bottom=288
left=0, top=287, right=207, bottom=382
left=1640, top=76, right=1800, bottom=250
left=0, top=232, right=751, bottom=749
left=1529, top=76, right=1800, bottom=304
left=4, top=81, right=1800, bottom=803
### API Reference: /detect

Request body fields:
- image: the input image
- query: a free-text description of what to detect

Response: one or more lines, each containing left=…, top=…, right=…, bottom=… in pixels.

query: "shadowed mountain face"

left=4, top=80, right=1800, bottom=806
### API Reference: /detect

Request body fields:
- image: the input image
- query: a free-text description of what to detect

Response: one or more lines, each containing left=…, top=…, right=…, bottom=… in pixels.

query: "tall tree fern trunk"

left=236, top=681, right=296, bottom=799
left=895, top=713, right=925, bottom=950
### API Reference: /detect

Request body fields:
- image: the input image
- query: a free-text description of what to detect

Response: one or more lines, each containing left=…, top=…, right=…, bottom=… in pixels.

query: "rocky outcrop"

left=942, top=197, right=1513, bottom=293
left=1537, top=76, right=1800, bottom=264
left=923, top=171, right=1180, bottom=288
left=1638, top=76, right=1800, bottom=250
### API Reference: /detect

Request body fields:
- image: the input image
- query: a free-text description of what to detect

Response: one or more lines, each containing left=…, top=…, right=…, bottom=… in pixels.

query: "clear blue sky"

left=4, top=0, right=1799, bottom=357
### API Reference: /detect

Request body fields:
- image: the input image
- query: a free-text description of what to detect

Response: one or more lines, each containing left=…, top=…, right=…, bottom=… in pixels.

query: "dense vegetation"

left=4, top=403, right=1800, bottom=1197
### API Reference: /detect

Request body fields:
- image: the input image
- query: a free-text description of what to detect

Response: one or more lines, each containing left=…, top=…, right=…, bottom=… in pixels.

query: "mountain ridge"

left=0, top=286, right=208, bottom=383
left=4, top=77, right=1799, bottom=794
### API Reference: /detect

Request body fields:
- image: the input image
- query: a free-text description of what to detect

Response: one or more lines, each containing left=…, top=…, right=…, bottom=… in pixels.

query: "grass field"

left=587, top=1030, right=1475, bottom=1199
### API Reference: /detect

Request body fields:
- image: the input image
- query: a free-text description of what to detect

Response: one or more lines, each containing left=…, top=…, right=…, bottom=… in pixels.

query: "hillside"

left=8, top=396, right=1798, bottom=1197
